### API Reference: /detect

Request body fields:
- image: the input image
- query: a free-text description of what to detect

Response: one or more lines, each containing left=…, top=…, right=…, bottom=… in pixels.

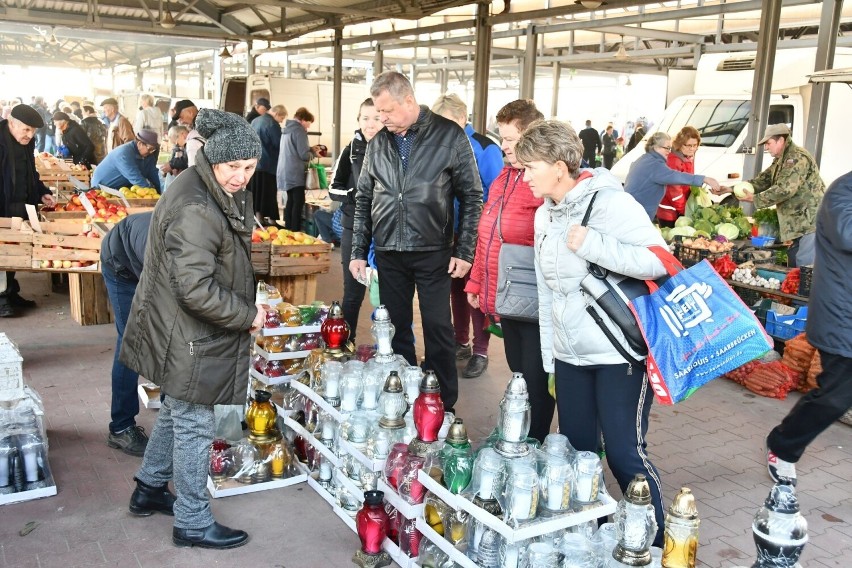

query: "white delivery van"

left=220, top=74, right=368, bottom=153
left=611, top=48, right=852, bottom=186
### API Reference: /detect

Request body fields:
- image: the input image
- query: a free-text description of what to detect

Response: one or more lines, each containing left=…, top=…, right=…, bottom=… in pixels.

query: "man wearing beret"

left=0, top=104, right=58, bottom=317
left=102, top=97, right=135, bottom=153
left=245, top=97, right=270, bottom=125
left=53, top=111, right=95, bottom=168
left=92, top=129, right=162, bottom=193
left=716, top=123, right=826, bottom=267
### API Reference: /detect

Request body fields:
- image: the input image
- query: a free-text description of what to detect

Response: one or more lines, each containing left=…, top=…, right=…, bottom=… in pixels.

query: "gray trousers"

left=136, top=395, right=215, bottom=529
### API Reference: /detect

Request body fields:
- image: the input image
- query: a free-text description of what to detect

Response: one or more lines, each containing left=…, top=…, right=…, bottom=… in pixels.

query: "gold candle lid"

left=669, top=487, right=698, bottom=519
left=383, top=370, right=403, bottom=393
left=445, top=418, right=468, bottom=445
left=625, top=474, right=652, bottom=506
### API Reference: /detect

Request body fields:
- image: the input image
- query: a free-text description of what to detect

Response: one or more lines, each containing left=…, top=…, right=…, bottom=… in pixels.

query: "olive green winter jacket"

left=120, top=151, right=256, bottom=406
left=751, top=140, right=825, bottom=242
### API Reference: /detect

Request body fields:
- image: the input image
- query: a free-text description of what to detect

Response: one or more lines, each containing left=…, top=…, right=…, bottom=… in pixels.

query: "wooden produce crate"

left=107, top=198, right=159, bottom=208
left=0, top=219, right=33, bottom=269
left=269, top=243, right=332, bottom=276
left=266, top=274, right=318, bottom=305
left=251, top=242, right=271, bottom=274
left=30, top=221, right=101, bottom=272
left=69, top=272, right=113, bottom=325
left=35, top=156, right=91, bottom=191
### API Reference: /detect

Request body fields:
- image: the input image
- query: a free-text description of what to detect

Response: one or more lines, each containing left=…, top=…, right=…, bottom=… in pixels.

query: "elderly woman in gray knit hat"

left=119, top=109, right=266, bottom=550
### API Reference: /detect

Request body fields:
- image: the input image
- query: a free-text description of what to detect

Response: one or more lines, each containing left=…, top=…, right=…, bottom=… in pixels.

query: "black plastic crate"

left=798, top=265, right=813, bottom=297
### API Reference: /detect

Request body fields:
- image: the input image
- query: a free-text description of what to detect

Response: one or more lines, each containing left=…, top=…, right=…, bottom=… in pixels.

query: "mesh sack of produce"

left=802, top=350, right=822, bottom=394
left=780, top=333, right=814, bottom=389
left=742, top=361, right=799, bottom=400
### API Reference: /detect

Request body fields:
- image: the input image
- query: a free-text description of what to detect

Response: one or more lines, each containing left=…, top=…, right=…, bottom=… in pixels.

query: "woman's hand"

left=467, top=292, right=479, bottom=310
left=566, top=224, right=589, bottom=252
left=249, top=305, right=267, bottom=334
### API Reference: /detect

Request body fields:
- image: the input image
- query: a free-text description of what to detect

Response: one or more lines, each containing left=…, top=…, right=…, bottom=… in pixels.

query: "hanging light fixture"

left=615, top=35, right=629, bottom=61
left=160, top=4, right=177, bottom=29
left=219, top=45, right=232, bottom=59
left=576, top=0, right=605, bottom=9
left=47, top=31, right=58, bottom=46
left=625, top=75, right=633, bottom=87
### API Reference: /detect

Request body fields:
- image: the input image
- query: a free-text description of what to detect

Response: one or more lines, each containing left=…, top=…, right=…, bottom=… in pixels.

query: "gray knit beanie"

left=195, top=108, right=261, bottom=165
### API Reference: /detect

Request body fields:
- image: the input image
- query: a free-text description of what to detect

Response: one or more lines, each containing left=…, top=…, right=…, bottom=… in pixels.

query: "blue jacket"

left=252, top=113, right=281, bottom=175
left=806, top=170, right=852, bottom=358
left=100, top=211, right=152, bottom=282
left=624, top=150, right=704, bottom=220
left=277, top=119, right=312, bottom=190
left=92, top=141, right=161, bottom=192
left=454, top=123, right=503, bottom=232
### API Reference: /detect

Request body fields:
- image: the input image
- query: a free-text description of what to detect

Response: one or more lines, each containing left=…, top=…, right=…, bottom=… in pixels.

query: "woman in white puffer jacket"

left=516, top=119, right=668, bottom=545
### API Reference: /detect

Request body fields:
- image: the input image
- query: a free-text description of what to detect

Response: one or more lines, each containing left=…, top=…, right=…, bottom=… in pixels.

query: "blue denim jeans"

left=101, top=262, right=140, bottom=434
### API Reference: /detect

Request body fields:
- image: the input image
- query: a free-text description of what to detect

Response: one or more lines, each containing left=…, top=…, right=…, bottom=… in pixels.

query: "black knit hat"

left=10, top=104, right=45, bottom=128
left=195, top=109, right=261, bottom=165
left=171, top=99, right=196, bottom=120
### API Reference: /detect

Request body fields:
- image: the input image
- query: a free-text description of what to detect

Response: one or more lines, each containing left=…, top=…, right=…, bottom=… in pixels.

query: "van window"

left=249, top=89, right=270, bottom=108
left=664, top=100, right=794, bottom=148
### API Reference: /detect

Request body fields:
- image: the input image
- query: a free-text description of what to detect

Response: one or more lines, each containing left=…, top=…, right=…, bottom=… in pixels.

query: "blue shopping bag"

left=630, top=259, right=773, bottom=405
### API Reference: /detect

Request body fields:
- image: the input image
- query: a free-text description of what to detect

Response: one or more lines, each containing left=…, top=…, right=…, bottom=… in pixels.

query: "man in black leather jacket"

left=350, top=72, right=483, bottom=412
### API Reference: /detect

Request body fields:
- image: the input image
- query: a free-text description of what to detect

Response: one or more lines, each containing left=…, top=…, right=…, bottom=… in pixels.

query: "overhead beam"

left=176, top=0, right=250, bottom=36
left=588, top=25, right=706, bottom=44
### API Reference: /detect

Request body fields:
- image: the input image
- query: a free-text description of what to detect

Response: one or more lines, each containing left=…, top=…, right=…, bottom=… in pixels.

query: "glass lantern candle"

left=662, top=487, right=700, bottom=568
left=360, top=362, right=384, bottom=411
left=401, top=365, right=422, bottom=405
left=320, top=360, right=343, bottom=407
left=245, top=389, right=278, bottom=441
left=317, top=411, right=336, bottom=451
left=231, top=440, right=259, bottom=483
left=440, top=418, right=473, bottom=494
left=317, top=455, right=333, bottom=489
left=377, top=371, right=408, bottom=430
left=613, top=474, right=658, bottom=566
left=371, top=304, right=396, bottom=363
left=340, top=370, right=364, bottom=413
left=505, top=464, right=539, bottom=523
left=541, top=432, right=576, bottom=461
left=751, top=480, right=808, bottom=568
left=367, top=427, right=392, bottom=462
left=268, top=441, right=291, bottom=478
left=519, top=541, right=559, bottom=568
left=397, top=455, right=427, bottom=505
left=539, top=452, right=573, bottom=514
left=353, top=490, right=392, bottom=567
left=470, top=446, right=505, bottom=517
left=572, top=450, right=603, bottom=505
left=321, top=301, right=350, bottom=353
left=208, top=444, right=235, bottom=483
left=412, top=371, right=444, bottom=443
left=398, top=517, right=422, bottom=558
left=383, top=443, right=410, bottom=490
left=494, top=373, right=532, bottom=458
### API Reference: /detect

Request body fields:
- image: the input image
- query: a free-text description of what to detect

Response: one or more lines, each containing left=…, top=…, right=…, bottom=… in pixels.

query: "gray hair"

left=515, top=119, right=583, bottom=179
left=270, top=104, right=288, bottom=120
left=167, top=124, right=189, bottom=143
left=370, top=71, right=415, bottom=102
left=139, top=94, right=155, bottom=107
left=645, top=132, right=670, bottom=153
left=431, top=93, right=467, bottom=122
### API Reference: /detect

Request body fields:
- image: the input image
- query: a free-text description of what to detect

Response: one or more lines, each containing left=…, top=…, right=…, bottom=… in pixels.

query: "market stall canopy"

left=808, top=67, right=852, bottom=84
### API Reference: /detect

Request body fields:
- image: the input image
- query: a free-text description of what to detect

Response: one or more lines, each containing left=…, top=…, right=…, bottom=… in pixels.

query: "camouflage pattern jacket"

left=751, top=140, right=825, bottom=241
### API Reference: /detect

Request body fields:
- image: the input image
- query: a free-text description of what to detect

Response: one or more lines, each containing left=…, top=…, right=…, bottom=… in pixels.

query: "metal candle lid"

left=383, top=370, right=403, bottom=393
left=669, top=487, right=698, bottom=519
left=374, top=304, right=391, bottom=322
left=625, top=474, right=652, bottom=506
left=445, top=419, right=468, bottom=446
left=504, top=373, right=529, bottom=399
left=419, top=370, right=441, bottom=394
left=328, top=300, right=344, bottom=319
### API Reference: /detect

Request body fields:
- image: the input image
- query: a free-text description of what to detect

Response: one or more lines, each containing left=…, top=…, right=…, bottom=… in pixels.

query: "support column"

left=373, top=45, right=384, bottom=78
left=246, top=49, right=255, bottom=75
left=804, top=0, right=842, bottom=164
left=332, top=27, right=343, bottom=158
left=472, top=2, right=492, bottom=133
left=213, top=49, right=223, bottom=109
left=136, top=67, right=144, bottom=91
left=743, top=0, right=781, bottom=179
left=169, top=54, right=177, bottom=98
left=198, top=67, right=205, bottom=99
left=550, top=53, right=561, bottom=118
left=520, top=26, right=537, bottom=100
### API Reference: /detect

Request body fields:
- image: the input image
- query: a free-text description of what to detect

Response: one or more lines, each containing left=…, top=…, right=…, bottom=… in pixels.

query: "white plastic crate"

left=0, top=335, right=24, bottom=401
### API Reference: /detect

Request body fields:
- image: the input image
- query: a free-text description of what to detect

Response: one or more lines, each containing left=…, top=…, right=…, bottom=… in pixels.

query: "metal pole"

left=743, top=0, right=781, bottom=179
left=472, top=2, right=491, bottom=133
left=332, top=27, right=343, bottom=159
left=551, top=54, right=561, bottom=118
left=373, top=45, right=384, bottom=78
left=169, top=53, right=177, bottom=98
left=520, top=26, right=537, bottom=99
left=804, top=0, right=842, bottom=164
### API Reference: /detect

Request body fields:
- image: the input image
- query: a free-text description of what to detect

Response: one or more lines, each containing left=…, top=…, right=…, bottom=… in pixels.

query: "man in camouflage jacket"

left=739, top=124, right=825, bottom=267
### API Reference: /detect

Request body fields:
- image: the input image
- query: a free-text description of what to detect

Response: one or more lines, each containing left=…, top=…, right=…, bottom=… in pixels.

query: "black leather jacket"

left=351, top=107, right=482, bottom=263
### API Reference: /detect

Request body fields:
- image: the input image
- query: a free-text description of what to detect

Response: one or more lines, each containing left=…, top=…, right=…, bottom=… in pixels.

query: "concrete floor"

left=0, top=253, right=849, bottom=567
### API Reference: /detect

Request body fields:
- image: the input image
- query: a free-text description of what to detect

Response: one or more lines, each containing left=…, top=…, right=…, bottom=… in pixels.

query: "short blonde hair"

left=271, top=104, right=288, bottom=120
left=514, top=119, right=583, bottom=179
left=168, top=124, right=189, bottom=144
left=431, top=94, right=467, bottom=123
left=140, top=94, right=155, bottom=107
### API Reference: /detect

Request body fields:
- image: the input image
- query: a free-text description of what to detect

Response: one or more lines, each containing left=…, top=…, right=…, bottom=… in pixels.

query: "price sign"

left=98, top=185, right=131, bottom=207
left=78, top=193, right=97, bottom=218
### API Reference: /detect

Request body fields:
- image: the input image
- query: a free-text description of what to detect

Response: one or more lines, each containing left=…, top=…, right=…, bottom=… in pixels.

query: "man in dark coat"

left=766, top=170, right=852, bottom=486
left=53, top=111, right=95, bottom=168
left=0, top=104, right=58, bottom=317
left=578, top=119, right=602, bottom=166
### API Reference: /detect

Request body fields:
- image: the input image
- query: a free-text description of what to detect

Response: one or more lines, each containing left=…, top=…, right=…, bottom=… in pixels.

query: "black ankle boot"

left=173, top=522, right=249, bottom=549
left=129, top=477, right=176, bottom=516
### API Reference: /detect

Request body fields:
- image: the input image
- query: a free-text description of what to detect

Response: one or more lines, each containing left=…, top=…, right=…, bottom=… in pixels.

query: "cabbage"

left=694, top=230, right=711, bottom=238
left=660, top=227, right=672, bottom=241
left=691, top=186, right=712, bottom=208
left=732, top=181, right=754, bottom=199
left=669, top=226, right=697, bottom=238
left=735, top=217, right=753, bottom=239
left=714, top=235, right=729, bottom=243
left=674, top=216, right=693, bottom=228
left=694, top=219, right=715, bottom=235
left=700, top=207, right=721, bottom=224
left=716, top=223, right=740, bottom=241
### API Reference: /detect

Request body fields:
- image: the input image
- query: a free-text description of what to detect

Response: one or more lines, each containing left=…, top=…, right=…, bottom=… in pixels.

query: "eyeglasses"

left=683, top=143, right=699, bottom=148
left=660, top=146, right=672, bottom=151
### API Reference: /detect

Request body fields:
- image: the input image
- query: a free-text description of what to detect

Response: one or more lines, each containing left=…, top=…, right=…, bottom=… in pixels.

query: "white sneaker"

left=767, top=446, right=797, bottom=486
